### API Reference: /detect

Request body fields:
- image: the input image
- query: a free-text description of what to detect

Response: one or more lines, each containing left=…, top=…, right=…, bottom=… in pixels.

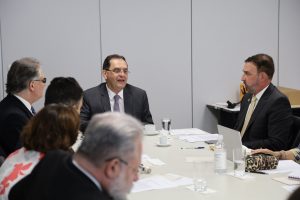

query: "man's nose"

left=241, top=74, right=245, bottom=81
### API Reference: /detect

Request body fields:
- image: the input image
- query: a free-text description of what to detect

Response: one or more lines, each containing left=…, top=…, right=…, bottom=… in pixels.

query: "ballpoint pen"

left=250, top=171, right=267, bottom=175
left=180, top=146, right=205, bottom=149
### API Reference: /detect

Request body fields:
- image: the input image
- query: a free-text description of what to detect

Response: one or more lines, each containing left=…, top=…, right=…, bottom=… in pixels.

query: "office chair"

left=290, top=115, right=300, bottom=148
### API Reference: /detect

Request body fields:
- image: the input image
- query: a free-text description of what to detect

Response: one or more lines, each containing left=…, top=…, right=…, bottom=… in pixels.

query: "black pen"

left=180, top=146, right=205, bottom=149
left=250, top=171, right=267, bottom=175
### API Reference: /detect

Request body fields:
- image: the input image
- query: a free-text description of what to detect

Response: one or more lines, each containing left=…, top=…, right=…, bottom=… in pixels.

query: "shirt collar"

left=13, top=94, right=32, bottom=113
left=255, top=84, right=269, bottom=101
left=106, top=85, right=124, bottom=100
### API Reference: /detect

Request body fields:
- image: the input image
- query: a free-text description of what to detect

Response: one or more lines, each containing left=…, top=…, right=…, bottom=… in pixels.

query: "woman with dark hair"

left=0, top=104, right=79, bottom=200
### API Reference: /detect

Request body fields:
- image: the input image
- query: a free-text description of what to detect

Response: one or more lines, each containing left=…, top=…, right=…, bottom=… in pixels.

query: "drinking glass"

left=233, top=148, right=245, bottom=177
left=192, top=162, right=207, bottom=192
left=161, top=118, right=171, bottom=133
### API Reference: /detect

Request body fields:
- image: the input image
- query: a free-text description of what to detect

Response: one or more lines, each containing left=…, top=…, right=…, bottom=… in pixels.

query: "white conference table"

left=128, top=133, right=292, bottom=200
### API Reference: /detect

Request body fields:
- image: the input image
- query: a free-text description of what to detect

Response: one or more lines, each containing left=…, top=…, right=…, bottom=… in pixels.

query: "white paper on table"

left=185, top=156, right=214, bottom=163
left=260, top=160, right=300, bottom=174
left=164, top=173, right=193, bottom=186
left=272, top=177, right=300, bottom=185
left=131, top=174, right=193, bottom=193
left=147, top=158, right=165, bottom=166
left=178, top=134, right=219, bottom=143
left=212, top=103, right=240, bottom=112
left=186, top=185, right=217, bottom=194
left=170, top=128, right=212, bottom=136
left=226, top=172, right=255, bottom=180
left=142, top=154, right=165, bottom=166
left=282, top=185, right=299, bottom=192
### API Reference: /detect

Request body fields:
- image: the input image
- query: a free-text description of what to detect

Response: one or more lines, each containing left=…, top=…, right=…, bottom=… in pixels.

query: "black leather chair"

left=290, top=115, right=300, bottom=148
left=0, top=146, right=6, bottom=166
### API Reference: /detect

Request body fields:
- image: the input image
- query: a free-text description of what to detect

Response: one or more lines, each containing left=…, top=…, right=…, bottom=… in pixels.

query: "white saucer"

left=156, top=142, right=171, bottom=147
left=144, top=131, right=159, bottom=136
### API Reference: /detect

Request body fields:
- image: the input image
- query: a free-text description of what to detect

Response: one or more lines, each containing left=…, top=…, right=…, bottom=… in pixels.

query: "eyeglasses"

left=33, top=77, right=47, bottom=83
left=106, top=157, right=139, bottom=174
left=106, top=68, right=129, bottom=74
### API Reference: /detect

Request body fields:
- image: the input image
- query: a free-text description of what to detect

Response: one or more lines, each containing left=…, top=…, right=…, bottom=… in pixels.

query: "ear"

left=104, top=159, right=121, bottom=179
left=259, top=72, right=268, bottom=81
left=102, top=69, right=108, bottom=80
left=28, top=80, right=35, bottom=92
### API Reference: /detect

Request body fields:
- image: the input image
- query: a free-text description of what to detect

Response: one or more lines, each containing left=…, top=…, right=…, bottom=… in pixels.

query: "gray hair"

left=6, top=57, right=41, bottom=94
left=77, top=112, right=143, bottom=167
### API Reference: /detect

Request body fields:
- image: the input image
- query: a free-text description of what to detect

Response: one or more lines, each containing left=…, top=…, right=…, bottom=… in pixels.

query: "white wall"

left=100, top=0, right=192, bottom=129
left=0, top=0, right=101, bottom=110
left=0, top=0, right=299, bottom=132
left=192, top=0, right=279, bottom=132
left=278, top=0, right=300, bottom=89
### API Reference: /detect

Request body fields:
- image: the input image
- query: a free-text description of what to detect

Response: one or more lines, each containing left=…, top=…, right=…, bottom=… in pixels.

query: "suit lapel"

left=99, top=84, right=111, bottom=112
left=246, top=84, right=274, bottom=130
left=10, top=95, right=33, bottom=118
left=123, top=85, right=133, bottom=114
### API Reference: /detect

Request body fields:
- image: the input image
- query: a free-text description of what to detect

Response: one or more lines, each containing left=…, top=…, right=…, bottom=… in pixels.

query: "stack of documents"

left=170, top=128, right=218, bottom=143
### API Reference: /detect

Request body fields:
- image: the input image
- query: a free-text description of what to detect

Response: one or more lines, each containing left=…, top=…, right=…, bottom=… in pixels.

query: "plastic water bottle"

left=214, top=135, right=227, bottom=174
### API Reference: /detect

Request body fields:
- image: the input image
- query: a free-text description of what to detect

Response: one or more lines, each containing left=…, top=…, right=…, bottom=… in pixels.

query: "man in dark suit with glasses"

left=80, top=54, right=153, bottom=132
left=0, top=57, right=46, bottom=158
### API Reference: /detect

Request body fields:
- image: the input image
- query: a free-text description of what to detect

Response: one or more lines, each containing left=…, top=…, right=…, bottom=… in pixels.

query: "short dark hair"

left=245, top=53, right=274, bottom=79
left=102, top=54, right=127, bottom=70
left=21, top=104, right=80, bottom=152
left=6, top=57, right=41, bottom=94
left=45, top=77, right=83, bottom=107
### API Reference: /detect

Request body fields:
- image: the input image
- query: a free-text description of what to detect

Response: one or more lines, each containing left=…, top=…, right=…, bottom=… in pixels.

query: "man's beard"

left=108, top=169, right=132, bottom=200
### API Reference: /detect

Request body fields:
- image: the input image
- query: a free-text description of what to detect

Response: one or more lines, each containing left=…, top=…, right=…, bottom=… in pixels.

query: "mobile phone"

left=205, top=140, right=217, bottom=144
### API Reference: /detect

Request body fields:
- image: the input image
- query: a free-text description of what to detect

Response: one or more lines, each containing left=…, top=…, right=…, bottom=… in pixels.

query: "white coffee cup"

left=159, top=135, right=168, bottom=145
left=144, top=124, right=156, bottom=133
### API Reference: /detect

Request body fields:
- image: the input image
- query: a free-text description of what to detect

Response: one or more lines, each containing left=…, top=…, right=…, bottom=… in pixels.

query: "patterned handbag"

left=245, top=153, right=278, bottom=172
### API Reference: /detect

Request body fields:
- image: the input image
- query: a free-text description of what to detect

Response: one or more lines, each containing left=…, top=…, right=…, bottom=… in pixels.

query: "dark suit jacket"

left=80, top=83, right=153, bottom=132
left=234, top=84, right=293, bottom=151
left=9, top=150, right=113, bottom=200
left=0, top=94, right=33, bottom=157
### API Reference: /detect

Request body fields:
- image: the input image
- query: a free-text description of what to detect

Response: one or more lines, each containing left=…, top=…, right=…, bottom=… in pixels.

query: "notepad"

left=288, top=171, right=300, bottom=180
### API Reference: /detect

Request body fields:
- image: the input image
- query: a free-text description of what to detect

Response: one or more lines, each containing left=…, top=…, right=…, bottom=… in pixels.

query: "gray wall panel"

left=192, top=0, right=279, bottom=133
left=100, top=0, right=192, bottom=129
left=0, top=0, right=101, bottom=110
left=0, top=0, right=299, bottom=132
left=279, top=0, right=300, bottom=89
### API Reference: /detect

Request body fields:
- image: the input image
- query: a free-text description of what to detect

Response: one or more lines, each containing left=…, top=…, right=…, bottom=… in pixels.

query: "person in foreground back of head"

left=45, top=77, right=83, bottom=113
left=288, top=185, right=300, bottom=200
left=9, top=112, right=143, bottom=200
left=234, top=53, right=292, bottom=151
left=44, top=77, right=84, bottom=151
left=0, top=104, right=79, bottom=200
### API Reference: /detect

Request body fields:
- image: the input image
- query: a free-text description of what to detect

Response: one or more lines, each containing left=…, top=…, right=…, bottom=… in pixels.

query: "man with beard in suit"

left=235, top=53, right=292, bottom=151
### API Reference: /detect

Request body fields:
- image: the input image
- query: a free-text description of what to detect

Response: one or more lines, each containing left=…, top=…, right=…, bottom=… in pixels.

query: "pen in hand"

left=180, top=146, right=205, bottom=149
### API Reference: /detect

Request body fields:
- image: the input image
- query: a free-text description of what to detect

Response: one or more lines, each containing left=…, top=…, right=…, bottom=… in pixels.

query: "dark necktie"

left=113, top=95, right=120, bottom=112
left=31, top=106, right=36, bottom=115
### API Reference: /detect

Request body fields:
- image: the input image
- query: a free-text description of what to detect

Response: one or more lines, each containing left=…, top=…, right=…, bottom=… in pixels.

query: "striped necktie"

left=113, top=95, right=120, bottom=112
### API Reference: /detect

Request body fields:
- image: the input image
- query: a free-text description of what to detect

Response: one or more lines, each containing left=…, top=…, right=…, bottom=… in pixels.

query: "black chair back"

left=290, top=115, right=300, bottom=148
